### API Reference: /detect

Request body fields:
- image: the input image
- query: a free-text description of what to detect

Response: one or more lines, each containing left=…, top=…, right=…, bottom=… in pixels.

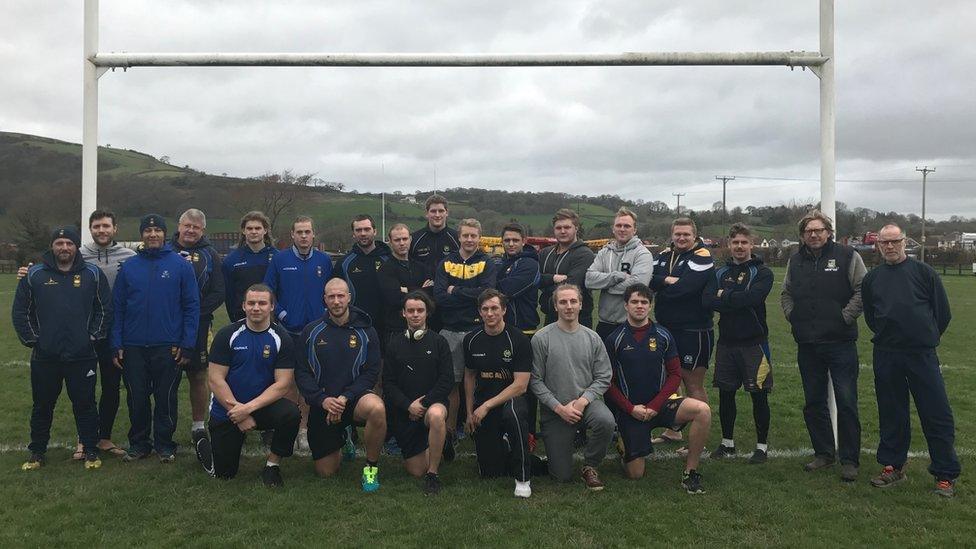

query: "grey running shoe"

left=934, top=479, right=956, bottom=498
left=870, top=465, right=907, bottom=488
left=840, top=463, right=859, bottom=482
left=803, top=456, right=836, bottom=471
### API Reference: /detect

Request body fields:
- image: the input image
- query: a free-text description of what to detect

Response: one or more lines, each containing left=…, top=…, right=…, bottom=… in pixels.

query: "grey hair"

left=179, top=208, right=207, bottom=228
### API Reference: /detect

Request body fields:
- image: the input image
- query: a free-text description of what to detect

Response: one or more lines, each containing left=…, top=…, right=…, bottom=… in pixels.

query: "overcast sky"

left=3, top=1, right=975, bottom=218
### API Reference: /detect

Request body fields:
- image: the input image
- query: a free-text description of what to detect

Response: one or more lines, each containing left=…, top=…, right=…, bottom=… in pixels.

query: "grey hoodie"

left=585, top=235, right=654, bottom=324
left=81, top=241, right=136, bottom=290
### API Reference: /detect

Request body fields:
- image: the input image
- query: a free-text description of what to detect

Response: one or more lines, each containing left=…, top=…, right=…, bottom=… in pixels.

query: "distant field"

left=1, top=271, right=974, bottom=546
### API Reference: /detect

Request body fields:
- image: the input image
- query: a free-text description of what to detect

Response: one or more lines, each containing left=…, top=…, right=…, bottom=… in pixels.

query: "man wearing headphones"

left=382, top=291, right=454, bottom=495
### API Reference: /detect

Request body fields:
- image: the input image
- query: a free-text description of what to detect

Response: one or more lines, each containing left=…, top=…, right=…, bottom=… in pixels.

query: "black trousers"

left=122, top=346, right=181, bottom=456
left=209, top=398, right=301, bottom=479
left=797, top=341, right=861, bottom=466
left=473, top=397, right=530, bottom=482
left=29, top=358, right=98, bottom=455
left=874, top=348, right=960, bottom=480
left=94, top=339, right=122, bottom=441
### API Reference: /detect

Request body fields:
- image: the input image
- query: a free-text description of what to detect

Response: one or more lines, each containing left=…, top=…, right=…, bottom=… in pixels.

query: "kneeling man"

left=197, top=284, right=300, bottom=487
left=382, top=291, right=453, bottom=495
left=296, top=278, right=387, bottom=492
left=464, top=289, right=534, bottom=498
left=605, top=284, right=711, bottom=494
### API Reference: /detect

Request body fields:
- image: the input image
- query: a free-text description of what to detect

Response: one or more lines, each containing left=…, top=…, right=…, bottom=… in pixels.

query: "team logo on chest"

left=825, top=259, right=838, bottom=272
left=648, top=338, right=657, bottom=351
left=375, top=260, right=382, bottom=271
left=502, top=349, right=512, bottom=362
left=73, top=275, right=82, bottom=288
left=263, top=344, right=271, bottom=359
left=161, top=270, right=171, bottom=279
left=192, top=252, right=200, bottom=263
left=443, top=245, right=451, bottom=253
left=736, top=272, right=745, bottom=284
left=316, top=265, right=323, bottom=277
left=44, top=278, right=58, bottom=285
left=349, top=335, right=358, bottom=349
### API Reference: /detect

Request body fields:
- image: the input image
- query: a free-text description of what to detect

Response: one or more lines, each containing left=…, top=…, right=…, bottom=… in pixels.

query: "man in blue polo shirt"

left=195, top=284, right=300, bottom=487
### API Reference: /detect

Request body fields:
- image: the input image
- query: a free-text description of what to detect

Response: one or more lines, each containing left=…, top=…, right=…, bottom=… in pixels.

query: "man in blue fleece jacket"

left=111, top=214, right=199, bottom=463
left=295, top=278, right=387, bottom=492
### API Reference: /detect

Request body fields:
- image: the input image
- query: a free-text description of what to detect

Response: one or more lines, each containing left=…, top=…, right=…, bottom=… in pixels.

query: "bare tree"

left=259, top=170, right=313, bottom=230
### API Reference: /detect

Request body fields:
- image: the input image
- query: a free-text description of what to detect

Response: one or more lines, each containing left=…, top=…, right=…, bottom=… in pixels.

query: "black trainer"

left=423, top=472, right=442, bottom=495
left=712, top=444, right=736, bottom=459
left=748, top=449, right=768, bottom=464
left=682, top=469, right=706, bottom=494
left=191, top=428, right=208, bottom=446
left=261, top=465, right=283, bottom=488
left=195, top=437, right=214, bottom=476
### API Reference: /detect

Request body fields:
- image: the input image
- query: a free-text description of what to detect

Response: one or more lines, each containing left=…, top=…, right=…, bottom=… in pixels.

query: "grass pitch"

left=1, top=270, right=974, bottom=547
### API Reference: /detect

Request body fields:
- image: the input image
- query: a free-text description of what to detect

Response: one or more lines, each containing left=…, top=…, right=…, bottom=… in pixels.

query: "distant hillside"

left=2, top=131, right=974, bottom=264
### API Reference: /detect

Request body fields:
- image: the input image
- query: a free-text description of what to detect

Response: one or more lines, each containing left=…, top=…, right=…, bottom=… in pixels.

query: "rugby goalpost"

left=80, top=0, right=840, bottom=437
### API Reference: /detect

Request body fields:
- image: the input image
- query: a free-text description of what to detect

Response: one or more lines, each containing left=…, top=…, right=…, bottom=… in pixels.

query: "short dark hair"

left=402, top=290, right=434, bottom=314
left=501, top=223, right=525, bottom=238
left=728, top=223, right=752, bottom=239
left=672, top=217, right=697, bottom=234
left=425, top=194, right=448, bottom=211
left=552, top=208, right=580, bottom=229
left=89, top=209, right=117, bottom=227
left=623, top=283, right=653, bottom=303
left=351, top=214, right=375, bottom=230
left=478, top=288, right=508, bottom=309
left=244, top=283, right=276, bottom=305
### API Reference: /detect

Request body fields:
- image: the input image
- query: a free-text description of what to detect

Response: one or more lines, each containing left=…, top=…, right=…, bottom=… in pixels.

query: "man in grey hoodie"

left=531, top=283, right=615, bottom=490
left=21, top=210, right=136, bottom=458
left=585, top=207, right=654, bottom=340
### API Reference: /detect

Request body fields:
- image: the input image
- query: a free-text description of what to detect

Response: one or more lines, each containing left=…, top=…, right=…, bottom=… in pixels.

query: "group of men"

left=12, top=195, right=960, bottom=498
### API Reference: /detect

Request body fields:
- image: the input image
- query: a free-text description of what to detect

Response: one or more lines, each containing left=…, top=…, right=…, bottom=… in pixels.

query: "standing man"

left=585, top=207, right=653, bottom=340
left=464, top=289, right=534, bottom=498
left=263, top=215, right=333, bottom=337
left=648, top=218, right=715, bottom=447
left=496, top=223, right=541, bottom=334
left=195, top=284, right=301, bottom=487
left=295, top=279, right=387, bottom=492
left=382, top=291, right=453, bottom=494
left=605, top=284, right=712, bottom=493
left=707, top=224, right=774, bottom=464
left=538, top=209, right=595, bottom=328
left=172, top=208, right=225, bottom=445
left=781, top=210, right=865, bottom=482
left=223, top=211, right=277, bottom=323
left=17, top=210, right=136, bottom=458
left=411, top=195, right=459, bottom=332
left=112, top=214, right=200, bottom=463
left=434, top=218, right=498, bottom=456
left=531, top=284, right=615, bottom=490
left=13, top=227, right=111, bottom=470
left=377, top=223, right=434, bottom=346
left=263, top=215, right=333, bottom=449
left=862, top=223, right=959, bottom=497
left=335, top=214, right=392, bottom=336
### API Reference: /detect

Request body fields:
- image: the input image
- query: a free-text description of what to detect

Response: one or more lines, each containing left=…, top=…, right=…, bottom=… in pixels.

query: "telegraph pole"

left=716, top=175, right=735, bottom=217
left=673, top=193, right=685, bottom=215
left=916, top=166, right=935, bottom=262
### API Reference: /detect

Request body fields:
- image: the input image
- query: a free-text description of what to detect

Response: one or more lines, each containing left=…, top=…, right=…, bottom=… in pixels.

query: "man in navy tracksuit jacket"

left=335, top=215, right=391, bottom=336
left=295, top=279, right=386, bottom=490
left=263, top=217, right=333, bottom=337
left=112, top=214, right=200, bottom=461
left=862, top=223, right=959, bottom=496
left=223, top=212, right=277, bottom=322
left=13, top=227, right=111, bottom=469
left=496, top=224, right=541, bottom=334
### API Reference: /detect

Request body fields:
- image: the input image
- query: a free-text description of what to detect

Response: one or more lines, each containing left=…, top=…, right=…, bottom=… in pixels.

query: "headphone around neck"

left=404, top=327, right=427, bottom=341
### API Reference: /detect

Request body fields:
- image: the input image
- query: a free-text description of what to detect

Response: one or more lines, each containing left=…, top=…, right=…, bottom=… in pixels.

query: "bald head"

left=324, top=278, right=351, bottom=322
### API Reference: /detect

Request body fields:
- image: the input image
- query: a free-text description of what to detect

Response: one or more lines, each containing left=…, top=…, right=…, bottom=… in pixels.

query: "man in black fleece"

left=382, top=292, right=453, bottom=495
left=538, top=209, right=595, bottom=327
left=377, top=224, right=434, bottom=347
left=335, top=214, right=392, bottom=338
left=862, top=223, right=959, bottom=497
left=706, top=224, right=774, bottom=464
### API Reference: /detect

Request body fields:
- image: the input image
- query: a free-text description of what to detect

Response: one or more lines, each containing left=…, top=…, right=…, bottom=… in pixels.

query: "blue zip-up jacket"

left=295, top=307, right=380, bottom=408
left=335, top=240, right=391, bottom=331
left=650, top=239, right=715, bottom=330
left=433, top=250, right=498, bottom=332
left=111, top=244, right=200, bottom=351
left=496, top=247, right=541, bottom=331
left=13, top=250, right=111, bottom=361
left=171, top=234, right=224, bottom=321
left=222, top=244, right=277, bottom=322
left=263, top=246, right=333, bottom=334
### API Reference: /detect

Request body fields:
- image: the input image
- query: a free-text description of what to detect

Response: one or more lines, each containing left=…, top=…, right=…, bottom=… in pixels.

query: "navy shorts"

left=389, top=415, right=430, bottom=460
left=307, top=395, right=364, bottom=460
left=185, top=319, right=212, bottom=372
left=713, top=343, right=773, bottom=393
left=673, top=329, right=714, bottom=371
left=616, top=397, right=686, bottom=462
